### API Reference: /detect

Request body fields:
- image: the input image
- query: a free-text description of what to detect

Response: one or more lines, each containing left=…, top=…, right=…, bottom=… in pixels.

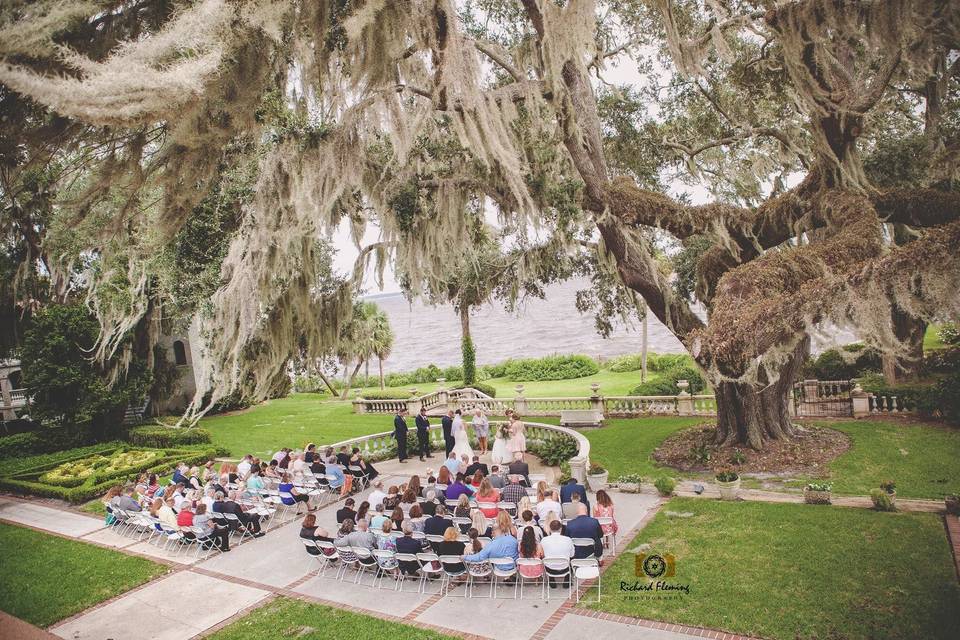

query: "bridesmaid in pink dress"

left=507, top=414, right=526, bottom=458
left=594, top=490, right=618, bottom=536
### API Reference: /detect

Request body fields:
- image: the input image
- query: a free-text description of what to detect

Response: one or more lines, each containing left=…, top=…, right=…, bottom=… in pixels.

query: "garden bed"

left=0, top=443, right=221, bottom=502
left=652, top=423, right=850, bottom=475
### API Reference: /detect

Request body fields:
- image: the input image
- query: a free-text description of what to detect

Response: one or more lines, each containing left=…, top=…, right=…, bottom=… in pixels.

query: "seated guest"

left=186, top=466, right=203, bottom=491
left=560, top=477, right=590, bottom=514
left=536, top=481, right=550, bottom=503
left=594, top=489, right=619, bottom=539
left=518, top=526, right=545, bottom=579
left=378, top=518, right=399, bottom=551
left=304, top=443, right=318, bottom=464
left=499, top=475, right=526, bottom=510
left=442, top=453, right=460, bottom=478
left=334, top=518, right=377, bottom=550
left=383, top=485, right=401, bottom=510
left=158, top=498, right=179, bottom=528
left=112, top=486, right=143, bottom=512
left=445, top=474, right=473, bottom=502
left=488, top=466, right=505, bottom=489
left=144, top=474, right=160, bottom=498
left=459, top=454, right=470, bottom=474
left=245, top=467, right=265, bottom=493
left=300, top=514, right=334, bottom=555
left=435, top=526, right=467, bottom=573
left=367, top=480, right=387, bottom=508
left=390, top=506, right=405, bottom=531
left=202, top=461, right=217, bottom=483
left=265, top=459, right=281, bottom=479
left=192, top=503, right=230, bottom=551
left=436, top=466, right=452, bottom=489
left=562, top=492, right=584, bottom=520
left=336, top=446, right=352, bottom=468
left=469, top=470, right=484, bottom=489
left=470, top=510, right=491, bottom=538
left=408, top=503, right=427, bottom=532
left=400, top=488, right=418, bottom=511
left=518, top=510, right=544, bottom=541
left=308, top=454, right=325, bottom=476
left=536, top=490, right=562, bottom=522
left=355, top=500, right=370, bottom=524
left=290, top=452, right=308, bottom=481
left=336, top=498, right=357, bottom=524
left=177, top=502, right=195, bottom=529
left=213, top=491, right=264, bottom=536
left=350, top=447, right=379, bottom=481
left=420, top=489, right=438, bottom=516
left=275, top=450, right=291, bottom=471
left=565, top=503, right=603, bottom=559
left=496, top=509, right=518, bottom=538
left=237, top=455, right=254, bottom=478
left=423, top=505, right=453, bottom=536
left=454, top=494, right=471, bottom=518
left=407, top=474, right=422, bottom=497
left=171, top=463, right=190, bottom=486
left=467, top=528, right=484, bottom=554
left=325, top=460, right=348, bottom=496
left=278, top=473, right=313, bottom=513
left=540, top=519, right=575, bottom=588
left=507, top=452, right=531, bottom=487
left=462, top=525, right=518, bottom=571
left=517, top=495, right=534, bottom=518
left=395, top=522, right=425, bottom=575
left=201, top=488, right=216, bottom=511
left=169, top=483, right=187, bottom=510
left=474, top=479, right=500, bottom=518
left=370, top=503, right=389, bottom=530
left=465, top=455, right=488, bottom=478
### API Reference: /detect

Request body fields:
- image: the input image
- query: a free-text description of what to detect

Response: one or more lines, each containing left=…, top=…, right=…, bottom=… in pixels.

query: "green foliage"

left=588, top=462, right=607, bottom=474
left=870, top=488, right=896, bottom=512
left=504, top=354, right=599, bottom=381
left=937, top=323, right=960, bottom=346
left=858, top=373, right=943, bottom=416
left=729, top=448, right=747, bottom=465
left=936, top=370, right=960, bottom=424
left=358, top=390, right=412, bottom=400
left=688, top=443, right=711, bottom=464
left=461, top=333, right=476, bottom=385
left=715, top=471, right=739, bottom=482
left=805, top=482, right=833, bottom=492
left=631, top=362, right=705, bottom=395
left=527, top=434, right=579, bottom=466
left=654, top=475, right=676, bottom=496
left=880, top=480, right=896, bottom=494
left=672, top=235, right=714, bottom=302
left=292, top=376, right=331, bottom=394
left=125, top=426, right=212, bottom=448
left=606, top=351, right=694, bottom=374
left=804, top=344, right=882, bottom=380
left=557, top=461, right=573, bottom=484
left=616, top=473, right=644, bottom=484
left=0, top=426, right=96, bottom=459
left=466, top=381, right=497, bottom=398
left=20, top=304, right=150, bottom=438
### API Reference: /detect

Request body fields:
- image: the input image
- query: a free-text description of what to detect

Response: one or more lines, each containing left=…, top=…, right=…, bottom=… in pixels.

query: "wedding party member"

left=415, top=407, right=433, bottom=461
left=441, top=409, right=455, bottom=457
left=451, top=410, right=473, bottom=460
left=491, top=423, right=511, bottom=466
left=393, top=408, right=409, bottom=463
left=471, top=408, right=490, bottom=455
left=508, top=412, right=526, bottom=460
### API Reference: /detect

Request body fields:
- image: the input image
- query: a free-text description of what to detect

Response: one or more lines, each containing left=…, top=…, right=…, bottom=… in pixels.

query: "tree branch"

left=473, top=39, right=524, bottom=83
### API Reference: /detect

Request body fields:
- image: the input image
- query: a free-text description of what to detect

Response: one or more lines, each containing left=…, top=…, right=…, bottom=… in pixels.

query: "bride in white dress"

left=490, top=422, right=511, bottom=465
left=451, top=411, right=474, bottom=460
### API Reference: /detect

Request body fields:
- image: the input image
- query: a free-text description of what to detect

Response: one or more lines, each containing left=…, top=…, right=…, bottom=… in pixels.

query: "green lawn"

left=0, top=522, right=167, bottom=627
left=787, top=420, right=960, bottom=499
left=578, top=416, right=707, bottom=480
left=590, top=498, right=960, bottom=640
left=207, top=597, right=456, bottom=640
left=349, top=368, right=663, bottom=398
left=924, top=323, right=948, bottom=351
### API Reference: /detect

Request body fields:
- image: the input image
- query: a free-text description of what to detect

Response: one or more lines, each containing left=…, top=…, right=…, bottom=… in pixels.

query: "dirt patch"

left=653, top=423, right=851, bottom=476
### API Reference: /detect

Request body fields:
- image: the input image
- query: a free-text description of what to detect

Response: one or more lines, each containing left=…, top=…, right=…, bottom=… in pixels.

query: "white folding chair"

left=596, top=517, right=616, bottom=552
left=543, top=558, right=572, bottom=600
left=572, top=537, right=598, bottom=559
left=352, top=546, right=379, bottom=586
left=572, top=558, right=601, bottom=602
left=438, top=555, right=468, bottom=596
left=490, top=558, right=518, bottom=599
left=464, top=559, right=493, bottom=598
left=416, top=552, right=444, bottom=594
left=394, top=553, right=421, bottom=592
left=314, top=541, right=340, bottom=576
left=372, top=549, right=399, bottom=589
left=517, top=558, right=545, bottom=599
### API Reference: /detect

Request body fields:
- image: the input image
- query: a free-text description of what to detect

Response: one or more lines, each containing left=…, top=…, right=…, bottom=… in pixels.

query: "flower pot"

left=945, top=496, right=960, bottom=516
left=716, top=477, right=740, bottom=500
left=803, top=488, right=832, bottom=505
left=618, top=482, right=640, bottom=493
left=587, top=471, right=609, bottom=491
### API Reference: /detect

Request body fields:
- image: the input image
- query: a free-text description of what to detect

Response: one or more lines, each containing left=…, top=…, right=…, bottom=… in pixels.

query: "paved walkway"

left=0, top=456, right=723, bottom=640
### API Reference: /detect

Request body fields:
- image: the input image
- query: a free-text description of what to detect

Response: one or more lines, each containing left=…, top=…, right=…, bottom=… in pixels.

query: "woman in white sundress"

left=451, top=410, right=474, bottom=460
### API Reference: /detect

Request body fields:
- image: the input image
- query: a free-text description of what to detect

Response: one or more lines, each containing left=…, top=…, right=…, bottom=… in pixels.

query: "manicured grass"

left=788, top=419, right=960, bottom=499
left=206, top=597, right=456, bottom=640
left=80, top=499, right=106, bottom=516
left=578, top=417, right=707, bottom=480
left=0, top=522, right=167, bottom=627
left=589, top=498, right=960, bottom=640
left=924, top=323, right=948, bottom=351
left=351, top=368, right=663, bottom=398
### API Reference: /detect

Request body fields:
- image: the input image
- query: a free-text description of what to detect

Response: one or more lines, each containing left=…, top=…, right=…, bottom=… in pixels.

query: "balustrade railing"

left=604, top=395, right=677, bottom=415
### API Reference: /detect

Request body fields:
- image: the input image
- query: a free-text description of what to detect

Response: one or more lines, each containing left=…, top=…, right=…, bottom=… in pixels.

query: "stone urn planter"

left=715, top=472, right=741, bottom=501
left=616, top=475, right=643, bottom=493
left=803, top=483, right=833, bottom=505
left=587, top=464, right=609, bottom=491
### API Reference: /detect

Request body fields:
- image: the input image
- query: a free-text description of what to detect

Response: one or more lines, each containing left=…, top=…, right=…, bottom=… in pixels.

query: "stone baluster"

left=676, top=380, right=693, bottom=415
left=514, top=385, right=527, bottom=415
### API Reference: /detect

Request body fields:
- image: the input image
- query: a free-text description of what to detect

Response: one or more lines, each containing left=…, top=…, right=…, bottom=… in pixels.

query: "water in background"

left=369, top=279, right=685, bottom=373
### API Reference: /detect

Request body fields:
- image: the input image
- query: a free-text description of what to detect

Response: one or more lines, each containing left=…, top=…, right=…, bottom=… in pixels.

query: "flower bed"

left=0, top=444, right=222, bottom=502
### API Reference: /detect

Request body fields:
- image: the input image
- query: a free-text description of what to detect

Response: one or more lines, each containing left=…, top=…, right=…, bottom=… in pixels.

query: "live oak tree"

left=1, top=1, right=958, bottom=447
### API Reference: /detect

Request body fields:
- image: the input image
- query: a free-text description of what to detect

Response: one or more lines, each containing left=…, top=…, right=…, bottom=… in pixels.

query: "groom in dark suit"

left=394, top=408, right=409, bottom=463
left=441, top=410, right=455, bottom=457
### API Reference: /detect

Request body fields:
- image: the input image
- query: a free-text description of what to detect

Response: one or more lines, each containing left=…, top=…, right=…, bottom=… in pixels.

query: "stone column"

left=0, top=375, right=13, bottom=421
left=352, top=399, right=367, bottom=414
left=803, top=379, right=820, bottom=400
left=851, top=384, right=871, bottom=418
left=676, top=380, right=693, bottom=416
left=589, top=383, right=604, bottom=419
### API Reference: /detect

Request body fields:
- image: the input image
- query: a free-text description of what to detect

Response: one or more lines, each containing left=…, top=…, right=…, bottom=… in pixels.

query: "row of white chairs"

left=302, top=539, right=600, bottom=602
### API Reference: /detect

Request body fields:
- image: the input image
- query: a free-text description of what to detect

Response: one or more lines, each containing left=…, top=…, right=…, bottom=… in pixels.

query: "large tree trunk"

left=315, top=368, right=339, bottom=396
left=339, top=359, right=364, bottom=400
left=713, top=338, right=809, bottom=450
left=378, top=357, right=384, bottom=390
left=641, top=306, right=648, bottom=383
left=882, top=307, right=926, bottom=384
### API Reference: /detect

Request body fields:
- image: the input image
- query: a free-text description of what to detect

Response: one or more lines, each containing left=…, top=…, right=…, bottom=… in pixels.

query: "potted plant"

left=715, top=469, right=741, bottom=501
left=871, top=480, right=897, bottom=512
left=803, top=481, right=833, bottom=505
left=616, top=473, right=644, bottom=493
left=945, top=493, right=960, bottom=516
left=654, top=476, right=676, bottom=497
left=587, top=463, right=609, bottom=491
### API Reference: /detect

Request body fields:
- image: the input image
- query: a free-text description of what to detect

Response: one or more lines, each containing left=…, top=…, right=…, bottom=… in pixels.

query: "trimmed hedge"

left=504, top=354, right=599, bottom=381
left=527, top=434, right=579, bottom=466
left=0, top=444, right=224, bottom=503
left=0, top=426, right=95, bottom=459
left=359, top=390, right=413, bottom=400
left=631, top=363, right=706, bottom=395
left=125, top=426, right=212, bottom=448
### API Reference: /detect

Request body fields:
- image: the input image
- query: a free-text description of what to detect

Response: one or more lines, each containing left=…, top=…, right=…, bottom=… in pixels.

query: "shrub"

left=527, top=435, right=579, bottom=466
left=870, top=488, right=896, bottom=511
left=125, top=426, right=212, bottom=448
left=654, top=476, right=675, bottom=496
left=481, top=361, right=510, bottom=379
left=292, top=376, right=331, bottom=394
left=936, top=370, right=960, bottom=424
left=688, top=444, right=711, bottom=464
left=805, top=482, right=833, bottom=492
left=458, top=381, right=497, bottom=398
left=442, top=365, right=465, bottom=382
left=617, top=473, right=644, bottom=485
left=588, top=463, right=606, bottom=475
left=648, top=353, right=693, bottom=372
left=631, top=363, right=706, bottom=395
left=729, top=448, right=747, bottom=465
left=715, top=471, right=739, bottom=482
left=358, top=389, right=412, bottom=400
left=804, top=343, right=882, bottom=380
left=557, top=461, right=573, bottom=484
left=858, top=376, right=941, bottom=415
left=922, top=346, right=960, bottom=375
left=0, top=426, right=95, bottom=459
left=607, top=353, right=645, bottom=372
left=938, top=323, right=960, bottom=346
left=504, top=354, right=599, bottom=381
left=880, top=480, right=896, bottom=494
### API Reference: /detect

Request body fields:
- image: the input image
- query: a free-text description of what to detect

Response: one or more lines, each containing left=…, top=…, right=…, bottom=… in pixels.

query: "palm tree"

left=370, top=308, right=394, bottom=389
left=337, top=301, right=379, bottom=399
